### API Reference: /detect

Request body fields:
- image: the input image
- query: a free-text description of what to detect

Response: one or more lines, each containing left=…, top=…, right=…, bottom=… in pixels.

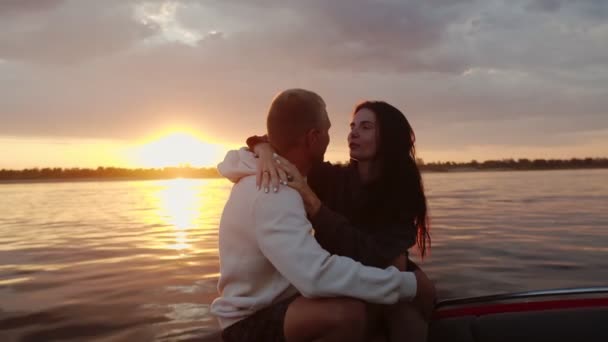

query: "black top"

left=307, top=161, right=417, bottom=269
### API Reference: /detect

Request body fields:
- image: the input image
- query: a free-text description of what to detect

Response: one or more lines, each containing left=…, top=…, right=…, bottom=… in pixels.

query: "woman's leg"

left=406, top=259, right=437, bottom=321
left=283, top=296, right=368, bottom=342
left=384, top=255, right=435, bottom=342
left=385, top=301, right=429, bottom=342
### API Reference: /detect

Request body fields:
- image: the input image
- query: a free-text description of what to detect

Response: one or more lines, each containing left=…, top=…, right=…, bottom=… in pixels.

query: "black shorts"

left=221, top=295, right=298, bottom=342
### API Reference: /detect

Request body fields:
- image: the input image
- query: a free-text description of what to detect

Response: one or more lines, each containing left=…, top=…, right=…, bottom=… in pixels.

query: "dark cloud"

left=172, top=0, right=475, bottom=74
left=574, top=0, right=608, bottom=20
left=525, top=0, right=565, bottom=12
left=526, top=0, right=608, bottom=19
left=292, top=0, right=471, bottom=72
left=0, top=0, right=65, bottom=16
left=0, top=1, right=157, bottom=65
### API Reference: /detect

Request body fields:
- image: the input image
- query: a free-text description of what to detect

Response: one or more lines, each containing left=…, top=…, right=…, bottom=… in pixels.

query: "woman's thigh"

left=284, top=296, right=367, bottom=341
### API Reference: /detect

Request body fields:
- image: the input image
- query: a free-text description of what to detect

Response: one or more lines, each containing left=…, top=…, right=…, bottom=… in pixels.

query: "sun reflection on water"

left=134, top=178, right=229, bottom=256
left=150, top=178, right=204, bottom=252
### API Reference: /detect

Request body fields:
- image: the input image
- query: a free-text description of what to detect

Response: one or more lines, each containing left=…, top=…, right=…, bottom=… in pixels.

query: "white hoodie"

left=210, top=148, right=417, bottom=329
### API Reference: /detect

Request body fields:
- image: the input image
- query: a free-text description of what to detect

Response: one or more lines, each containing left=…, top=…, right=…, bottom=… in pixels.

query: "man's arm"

left=253, top=190, right=417, bottom=304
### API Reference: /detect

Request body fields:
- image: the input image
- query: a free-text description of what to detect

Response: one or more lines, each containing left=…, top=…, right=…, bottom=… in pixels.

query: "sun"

left=129, top=132, right=226, bottom=168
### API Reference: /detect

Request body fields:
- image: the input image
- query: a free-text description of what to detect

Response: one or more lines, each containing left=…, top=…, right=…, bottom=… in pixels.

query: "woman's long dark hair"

left=354, top=101, right=431, bottom=257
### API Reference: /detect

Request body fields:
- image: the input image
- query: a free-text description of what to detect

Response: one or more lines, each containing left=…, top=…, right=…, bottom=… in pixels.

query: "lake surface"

left=1, top=169, right=607, bottom=341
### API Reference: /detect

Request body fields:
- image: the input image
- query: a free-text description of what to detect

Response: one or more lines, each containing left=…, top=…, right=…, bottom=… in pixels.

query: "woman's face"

left=348, top=108, right=378, bottom=161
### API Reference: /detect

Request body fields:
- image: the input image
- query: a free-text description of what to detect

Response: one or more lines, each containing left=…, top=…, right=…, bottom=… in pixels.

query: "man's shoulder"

left=253, top=186, right=310, bottom=233
left=253, top=186, right=305, bottom=215
left=258, top=186, right=302, bottom=203
left=234, top=174, right=257, bottom=187
left=232, top=176, right=302, bottom=204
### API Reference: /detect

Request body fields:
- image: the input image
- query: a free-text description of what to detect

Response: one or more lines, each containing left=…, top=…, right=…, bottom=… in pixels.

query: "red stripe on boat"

left=434, top=298, right=608, bottom=319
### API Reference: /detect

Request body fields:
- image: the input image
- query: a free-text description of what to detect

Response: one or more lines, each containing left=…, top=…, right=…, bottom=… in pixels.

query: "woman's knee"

left=390, top=299, right=433, bottom=322
left=331, top=298, right=367, bottom=326
left=285, top=297, right=366, bottom=324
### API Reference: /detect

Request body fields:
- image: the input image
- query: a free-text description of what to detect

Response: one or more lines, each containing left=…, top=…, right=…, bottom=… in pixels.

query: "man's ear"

left=305, top=128, right=320, bottom=147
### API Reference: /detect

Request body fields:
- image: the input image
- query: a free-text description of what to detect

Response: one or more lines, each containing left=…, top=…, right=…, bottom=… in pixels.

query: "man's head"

left=267, top=89, right=331, bottom=164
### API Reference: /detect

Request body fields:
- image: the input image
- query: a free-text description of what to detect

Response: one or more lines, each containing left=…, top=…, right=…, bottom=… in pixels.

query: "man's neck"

left=282, top=149, right=313, bottom=177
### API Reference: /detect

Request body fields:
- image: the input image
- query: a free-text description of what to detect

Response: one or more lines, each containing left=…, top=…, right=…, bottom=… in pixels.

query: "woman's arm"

left=246, top=134, right=345, bottom=197
left=273, top=154, right=417, bottom=269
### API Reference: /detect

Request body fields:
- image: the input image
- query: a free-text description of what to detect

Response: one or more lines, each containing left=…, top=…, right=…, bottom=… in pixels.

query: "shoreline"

left=423, top=166, right=608, bottom=173
left=0, top=176, right=223, bottom=185
left=1, top=167, right=607, bottom=184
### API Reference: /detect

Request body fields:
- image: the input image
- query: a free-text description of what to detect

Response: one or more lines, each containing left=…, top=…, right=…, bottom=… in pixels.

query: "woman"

left=249, top=101, right=434, bottom=341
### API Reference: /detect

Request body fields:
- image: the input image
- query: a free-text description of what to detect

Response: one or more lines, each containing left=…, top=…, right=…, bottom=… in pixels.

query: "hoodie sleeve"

left=253, top=189, right=417, bottom=303
left=217, top=148, right=258, bottom=183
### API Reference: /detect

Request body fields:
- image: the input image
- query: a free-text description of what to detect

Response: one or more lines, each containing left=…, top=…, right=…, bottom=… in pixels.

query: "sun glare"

left=136, top=178, right=228, bottom=254
left=130, top=132, right=225, bottom=168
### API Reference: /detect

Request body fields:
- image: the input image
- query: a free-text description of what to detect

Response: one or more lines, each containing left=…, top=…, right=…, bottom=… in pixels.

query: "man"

left=210, top=89, right=434, bottom=342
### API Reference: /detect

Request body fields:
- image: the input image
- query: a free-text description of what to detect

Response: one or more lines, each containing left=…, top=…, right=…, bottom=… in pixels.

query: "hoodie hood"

left=217, top=148, right=258, bottom=183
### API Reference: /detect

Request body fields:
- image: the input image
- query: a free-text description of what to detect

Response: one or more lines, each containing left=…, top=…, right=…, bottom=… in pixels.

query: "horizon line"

left=1, top=156, right=607, bottom=171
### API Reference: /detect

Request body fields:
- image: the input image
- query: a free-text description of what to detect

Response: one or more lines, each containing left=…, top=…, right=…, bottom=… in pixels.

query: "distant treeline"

left=417, top=157, right=608, bottom=172
left=0, top=166, right=220, bottom=181
left=1, top=158, right=607, bottom=181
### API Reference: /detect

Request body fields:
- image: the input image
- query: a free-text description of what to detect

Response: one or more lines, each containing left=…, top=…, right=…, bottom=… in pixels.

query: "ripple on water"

left=0, top=174, right=607, bottom=340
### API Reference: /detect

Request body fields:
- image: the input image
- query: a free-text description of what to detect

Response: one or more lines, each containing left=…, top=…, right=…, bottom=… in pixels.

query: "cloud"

left=0, top=1, right=158, bottom=65
left=525, top=0, right=608, bottom=18
left=134, top=1, right=204, bottom=46
left=0, top=0, right=65, bottom=15
left=0, top=0, right=606, bottom=160
left=190, top=0, right=475, bottom=74
left=525, top=0, right=565, bottom=12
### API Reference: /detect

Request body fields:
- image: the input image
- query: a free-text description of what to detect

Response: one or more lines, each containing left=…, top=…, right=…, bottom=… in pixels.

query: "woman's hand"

left=273, top=154, right=322, bottom=217
left=254, top=143, right=289, bottom=193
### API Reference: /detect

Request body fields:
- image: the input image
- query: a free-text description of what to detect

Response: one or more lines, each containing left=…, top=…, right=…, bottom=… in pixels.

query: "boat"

left=429, top=287, right=608, bottom=342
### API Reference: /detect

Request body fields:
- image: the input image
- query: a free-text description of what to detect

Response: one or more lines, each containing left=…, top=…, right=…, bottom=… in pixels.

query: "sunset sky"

left=1, top=0, right=607, bottom=169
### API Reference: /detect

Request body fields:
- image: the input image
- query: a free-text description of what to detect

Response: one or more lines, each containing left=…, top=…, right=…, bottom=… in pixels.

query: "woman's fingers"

left=273, top=153, right=293, bottom=168
left=274, top=160, right=308, bottom=193
left=257, top=152, right=305, bottom=193
left=256, top=159, right=263, bottom=190
left=273, top=155, right=299, bottom=176
left=274, top=159, right=298, bottom=180
left=261, top=159, right=280, bottom=193
left=256, top=150, right=275, bottom=192
left=261, top=168, right=270, bottom=193
left=276, top=167, right=289, bottom=186
left=269, top=161, right=281, bottom=192
left=257, top=155, right=287, bottom=193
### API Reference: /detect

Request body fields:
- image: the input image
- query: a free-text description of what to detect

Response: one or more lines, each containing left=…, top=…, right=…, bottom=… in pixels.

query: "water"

left=1, top=169, right=607, bottom=341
